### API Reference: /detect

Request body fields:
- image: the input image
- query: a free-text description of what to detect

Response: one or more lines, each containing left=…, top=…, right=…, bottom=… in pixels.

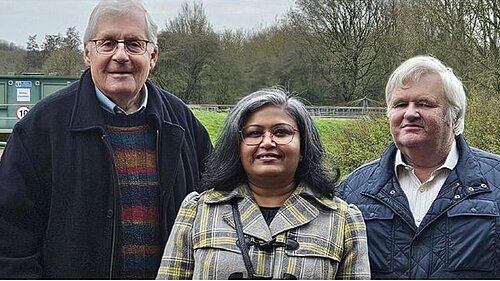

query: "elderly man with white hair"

left=339, top=55, right=500, bottom=279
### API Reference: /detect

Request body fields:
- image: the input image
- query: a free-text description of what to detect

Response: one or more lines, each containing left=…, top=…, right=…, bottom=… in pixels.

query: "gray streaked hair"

left=83, top=0, right=158, bottom=45
left=385, top=55, right=467, bottom=135
left=199, top=88, right=339, bottom=196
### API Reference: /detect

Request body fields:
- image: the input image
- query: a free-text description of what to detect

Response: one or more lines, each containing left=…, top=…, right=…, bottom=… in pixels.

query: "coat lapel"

left=269, top=191, right=319, bottom=236
left=239, top=196, right=273, bottom=241
left=217, top=186, right=273, bottom=241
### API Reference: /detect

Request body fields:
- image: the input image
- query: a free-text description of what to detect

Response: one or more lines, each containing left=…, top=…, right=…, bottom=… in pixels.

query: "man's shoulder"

left=147, top=82, right=187, bottom=107
left=469, top=146, right=500, bottom=173
left=146, top=82, right=198, bottom=121
left=470, top=146, right=500, bottom=161
left=337, top=158, right=383, bottom=200
left=346, top=158, right=382, bottom=181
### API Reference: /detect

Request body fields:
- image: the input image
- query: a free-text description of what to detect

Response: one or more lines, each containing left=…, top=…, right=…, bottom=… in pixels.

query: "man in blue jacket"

left=0, top=0, right=211, bottom=279
left=339, top=55, right=500, bottom=279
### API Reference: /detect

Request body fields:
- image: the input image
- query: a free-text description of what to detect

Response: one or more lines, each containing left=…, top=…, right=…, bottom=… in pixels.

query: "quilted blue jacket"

left=338, top=135, right=500, bottom=279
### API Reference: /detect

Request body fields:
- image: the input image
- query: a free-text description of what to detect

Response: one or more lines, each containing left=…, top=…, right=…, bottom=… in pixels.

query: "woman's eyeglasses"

left=240, top=124, right=299, bottom=146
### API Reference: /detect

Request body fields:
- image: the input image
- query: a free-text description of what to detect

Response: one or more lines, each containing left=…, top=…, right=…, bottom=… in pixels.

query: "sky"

left=0, top=0, right=295, bottom=48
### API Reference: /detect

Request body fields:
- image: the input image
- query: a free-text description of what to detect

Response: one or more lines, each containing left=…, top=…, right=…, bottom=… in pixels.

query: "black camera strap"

left=231, top=199, right=256, bottom=278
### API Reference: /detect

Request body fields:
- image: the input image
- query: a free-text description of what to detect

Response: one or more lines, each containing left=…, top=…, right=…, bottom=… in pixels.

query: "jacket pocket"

left=284, top=233, right=342, bottom=279
left=446, top=199, right=499, bottom=272
left=192, top=233, right=247, bottom=279
left=358, top=204, right=394, bottom=273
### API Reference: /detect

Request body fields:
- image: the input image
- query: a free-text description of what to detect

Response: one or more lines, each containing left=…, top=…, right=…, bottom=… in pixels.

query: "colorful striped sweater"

left=106, top=121, right=161, bottom=279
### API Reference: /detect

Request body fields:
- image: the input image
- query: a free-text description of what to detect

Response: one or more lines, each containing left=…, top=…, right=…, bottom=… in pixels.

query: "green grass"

left=192, top=110, right=227, bottom=142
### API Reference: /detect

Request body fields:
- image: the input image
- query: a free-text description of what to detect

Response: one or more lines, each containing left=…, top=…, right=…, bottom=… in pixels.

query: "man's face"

left=388, top=73, right=454, bottom=155
left=84, top=8, right=158, bottom=103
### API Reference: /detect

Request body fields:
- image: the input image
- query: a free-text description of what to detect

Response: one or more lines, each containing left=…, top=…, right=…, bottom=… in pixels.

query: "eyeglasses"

left=240, top=124, right=299, bottom=146
left=90, top=39, right=152, bottom=55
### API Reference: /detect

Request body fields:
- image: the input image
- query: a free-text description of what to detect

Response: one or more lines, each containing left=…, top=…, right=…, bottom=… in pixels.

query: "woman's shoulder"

left=178, top=191, right=202, bottom=210
left=310, top=192, right=363, bottom=220
left=330, top=196, right=365, bottom=226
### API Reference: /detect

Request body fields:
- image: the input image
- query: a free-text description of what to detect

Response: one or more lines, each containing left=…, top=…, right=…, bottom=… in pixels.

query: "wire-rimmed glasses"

left=90, top=39, right=152, bottom=55
left=240, top=123, right=299, bottom=146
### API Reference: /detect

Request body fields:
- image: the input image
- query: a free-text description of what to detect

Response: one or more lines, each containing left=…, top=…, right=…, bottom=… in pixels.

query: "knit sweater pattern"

left=107, top=123, right=161, bottom=279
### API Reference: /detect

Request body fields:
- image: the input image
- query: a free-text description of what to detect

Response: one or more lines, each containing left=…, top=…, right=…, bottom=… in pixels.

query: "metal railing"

left=188, top=104, right=386, bottom=118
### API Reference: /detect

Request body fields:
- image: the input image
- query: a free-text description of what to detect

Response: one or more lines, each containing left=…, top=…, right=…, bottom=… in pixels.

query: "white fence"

left=189, top=104, right=386, bottom=118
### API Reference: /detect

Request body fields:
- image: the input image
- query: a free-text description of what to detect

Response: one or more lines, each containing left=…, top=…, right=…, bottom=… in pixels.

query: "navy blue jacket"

left=0, top=69, right=212, bottom=279
left=339, top=135, right=500, bottom=279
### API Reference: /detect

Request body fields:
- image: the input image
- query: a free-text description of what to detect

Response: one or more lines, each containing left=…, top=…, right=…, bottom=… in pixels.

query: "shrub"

left=464, top=90, right=500, bottom=155
left=325, top=117, right=391, bottom=177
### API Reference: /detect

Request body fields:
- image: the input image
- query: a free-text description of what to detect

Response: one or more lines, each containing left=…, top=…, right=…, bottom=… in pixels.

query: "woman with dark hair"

left=157, top=88, right=370, bottom=280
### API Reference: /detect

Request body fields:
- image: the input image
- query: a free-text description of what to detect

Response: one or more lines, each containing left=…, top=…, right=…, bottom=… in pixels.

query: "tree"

left=0, top=40, right=25, bottom=74
left=289, top=0, right=388, bottom=103
left=42, top=47, right=83, bottom=76
left=202, top=30, right=246, bottom=104
left=152, top=2, right=219, bottom=103
left=42, top=34, right=62, bottom=54
left=62, top=26, right=82, bottom=51
left=40, top=27, right=83, bottom=76
left=24, top=35, right=43, bottom=71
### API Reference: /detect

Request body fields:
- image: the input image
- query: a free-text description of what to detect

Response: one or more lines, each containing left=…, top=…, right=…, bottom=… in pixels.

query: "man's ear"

left=149, top=46, right=158, bottom=69
left=83, top=44, right=92, bottom=67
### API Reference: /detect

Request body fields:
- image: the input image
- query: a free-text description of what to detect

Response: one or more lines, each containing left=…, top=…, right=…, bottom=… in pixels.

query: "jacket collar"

left=365, top=134, right=490, bottom=196
left=452, top=134, right=490, bottom=190
left=362, top=135, right=491, bottom=232
left=205, top=184, right=337, bottom=241
left=69, top=69, right=167, bottom=131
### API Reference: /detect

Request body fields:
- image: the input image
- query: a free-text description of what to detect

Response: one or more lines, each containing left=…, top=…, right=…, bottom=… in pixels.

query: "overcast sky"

left=0, top=0, right=295, bottom=48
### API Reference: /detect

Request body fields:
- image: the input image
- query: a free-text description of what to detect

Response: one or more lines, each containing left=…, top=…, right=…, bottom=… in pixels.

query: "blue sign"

left=15, top=81, right=32, bottom=88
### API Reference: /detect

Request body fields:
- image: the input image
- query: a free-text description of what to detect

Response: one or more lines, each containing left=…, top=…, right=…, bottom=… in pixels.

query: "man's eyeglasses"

left=90, top=39, right=152, bottom=55
left=240, top=124, right=299, bottom=146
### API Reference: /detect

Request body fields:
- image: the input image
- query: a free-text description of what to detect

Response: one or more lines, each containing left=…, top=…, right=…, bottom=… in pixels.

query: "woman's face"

left=239, top=105, right=301, bottom=187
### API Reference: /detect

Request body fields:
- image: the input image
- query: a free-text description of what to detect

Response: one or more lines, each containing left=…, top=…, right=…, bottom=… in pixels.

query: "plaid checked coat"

left=157, top=184, right=370, bottom=279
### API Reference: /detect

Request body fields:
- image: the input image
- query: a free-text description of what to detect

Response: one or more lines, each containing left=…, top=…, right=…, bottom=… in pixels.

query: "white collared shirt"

left=394, top=140, right=459, bottom=227
left=95, top=85, right=148, bottom=115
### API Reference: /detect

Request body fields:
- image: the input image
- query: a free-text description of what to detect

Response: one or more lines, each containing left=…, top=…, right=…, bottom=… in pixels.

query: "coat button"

left=470, top=208, right=478, bottom=213
left=107, top=209, right=113, bottom=218
left=454, top=194, right=461, bottom=200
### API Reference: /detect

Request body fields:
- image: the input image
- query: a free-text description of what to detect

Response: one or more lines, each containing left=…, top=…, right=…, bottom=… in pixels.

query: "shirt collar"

left=95, top=85, right=148, bottom=115
left=394, top=139, right=459, bottom=177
